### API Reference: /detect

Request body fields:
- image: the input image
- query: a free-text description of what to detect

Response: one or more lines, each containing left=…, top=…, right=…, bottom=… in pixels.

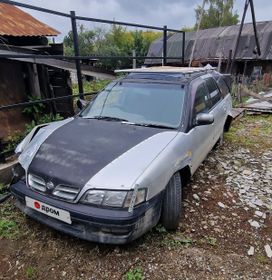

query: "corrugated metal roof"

left=146, top=21, right=272, bottom=65
left=0, top=3, right=60, bottom=37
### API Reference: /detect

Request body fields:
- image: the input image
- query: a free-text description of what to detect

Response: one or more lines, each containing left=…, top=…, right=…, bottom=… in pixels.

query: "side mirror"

left=76, top=99, right=87, bottom=110
left=196, top=113, right=214, bottom=126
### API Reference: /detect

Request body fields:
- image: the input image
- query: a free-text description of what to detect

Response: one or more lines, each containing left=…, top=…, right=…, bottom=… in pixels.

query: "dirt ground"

left=0, top=114, right=272, bottom=280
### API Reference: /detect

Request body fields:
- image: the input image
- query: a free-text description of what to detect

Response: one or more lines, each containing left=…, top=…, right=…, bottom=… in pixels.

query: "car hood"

left=25, top=117, right=178, bottom=190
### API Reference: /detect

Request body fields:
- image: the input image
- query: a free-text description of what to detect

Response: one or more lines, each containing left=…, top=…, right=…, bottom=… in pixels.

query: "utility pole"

left=229, top=0, right=261, bottom=73
left=189, top=0, right=206, bottom=67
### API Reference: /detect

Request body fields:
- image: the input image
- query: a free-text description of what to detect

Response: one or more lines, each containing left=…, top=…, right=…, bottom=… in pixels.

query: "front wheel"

left=161, top=172, right=182, bottom=230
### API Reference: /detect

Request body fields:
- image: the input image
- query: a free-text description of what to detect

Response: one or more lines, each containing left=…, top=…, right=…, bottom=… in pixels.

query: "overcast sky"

left=15, top=0, right=272, bottom=41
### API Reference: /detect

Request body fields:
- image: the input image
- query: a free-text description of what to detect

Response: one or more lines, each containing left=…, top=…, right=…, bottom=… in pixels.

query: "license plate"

left=25, top=197, right=71, bottom=224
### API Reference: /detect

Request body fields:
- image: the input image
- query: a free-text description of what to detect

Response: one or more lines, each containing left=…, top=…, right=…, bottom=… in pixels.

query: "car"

left=11, top=66, right=233, bottom=244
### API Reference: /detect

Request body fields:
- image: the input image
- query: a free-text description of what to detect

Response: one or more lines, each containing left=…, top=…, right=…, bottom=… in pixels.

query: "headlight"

left=81, top=189, right=146, bottom=208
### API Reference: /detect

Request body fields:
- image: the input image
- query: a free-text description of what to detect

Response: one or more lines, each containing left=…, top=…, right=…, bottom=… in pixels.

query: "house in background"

left=145, top=21, right=272, bottom=78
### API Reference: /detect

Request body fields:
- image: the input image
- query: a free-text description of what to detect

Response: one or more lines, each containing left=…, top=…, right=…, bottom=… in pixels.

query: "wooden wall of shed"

left=0, top=59, right=29, bottom=139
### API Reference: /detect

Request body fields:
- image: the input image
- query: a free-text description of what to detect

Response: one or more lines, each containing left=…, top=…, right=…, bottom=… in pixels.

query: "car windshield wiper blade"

left=133, top=123, right=176, bottom=129
left=91, top=116, right=129, bottom=122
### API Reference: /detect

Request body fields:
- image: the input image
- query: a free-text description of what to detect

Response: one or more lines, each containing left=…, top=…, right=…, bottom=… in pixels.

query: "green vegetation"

left=26, top=266, right=37, bottom=279
left=125, top=268, right=144, bottom=280
left=24, top=113, right=63, bottom=135
left=72, top=79, right=111, bottom=95
left=225, top=115, right=272, bottom=150
left=22, top=95, right=45, bottom=123
left=163, top=233, right=194, bottom=247
left=195, top=0, right=239, bottom=30
left=64, top=24, right=162, bottom=71
left=3, top=94, right=65, bottom=151
left=0, top=220, right=18, bottom=239
left=0, top=202, right=20, bottom=239
left=154, top=224, right=168, bottom=234
left=0, top=198, right=30, bottom=240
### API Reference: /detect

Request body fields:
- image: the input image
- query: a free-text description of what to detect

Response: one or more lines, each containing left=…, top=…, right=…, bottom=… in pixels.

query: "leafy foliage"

left=3, top=133, right=24, bottom=152
left=72, top=79, right=111, bottom=95
left=64, top=24, right=162, bottom=71
left=125, top=268, right=144, bottom=280
left=25, top=113, right=63, bottom=135
left=64, top=24, right=97, bottom=56
left=195, top=0, right=239, bottom=30
left=22, top=95, right=45, bottom=122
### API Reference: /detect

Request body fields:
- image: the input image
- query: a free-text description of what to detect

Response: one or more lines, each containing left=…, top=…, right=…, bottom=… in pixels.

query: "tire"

left=161, top=172, right=182, bottom=230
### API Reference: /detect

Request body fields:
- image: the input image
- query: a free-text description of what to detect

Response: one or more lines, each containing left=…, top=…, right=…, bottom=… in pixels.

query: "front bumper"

left=10, top=180, right=163, bottom=244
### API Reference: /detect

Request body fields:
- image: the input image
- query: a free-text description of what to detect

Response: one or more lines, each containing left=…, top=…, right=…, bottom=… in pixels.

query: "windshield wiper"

left=90, top=116, right=129, bottom=122
left=133, top=123, right=176, bottom=129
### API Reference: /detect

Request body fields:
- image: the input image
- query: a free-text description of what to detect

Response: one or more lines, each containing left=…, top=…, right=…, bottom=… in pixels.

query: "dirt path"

left=1, top=114, right=272, bottom=280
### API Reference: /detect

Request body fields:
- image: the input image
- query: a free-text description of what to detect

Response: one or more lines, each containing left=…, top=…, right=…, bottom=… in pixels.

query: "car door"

left=204, top=77, right=225, bottom=144
left=188, top=81, right=214, bottom=172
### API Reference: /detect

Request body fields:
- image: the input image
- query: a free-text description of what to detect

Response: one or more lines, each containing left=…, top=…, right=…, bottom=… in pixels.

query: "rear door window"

left=216, top=77, right=230, bottom=98
left=205, top=78, right=221, bottom=107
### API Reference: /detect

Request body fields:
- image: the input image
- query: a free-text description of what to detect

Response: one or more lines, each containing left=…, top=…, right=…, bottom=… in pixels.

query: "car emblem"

left=46, top=181, right=55, bottom=190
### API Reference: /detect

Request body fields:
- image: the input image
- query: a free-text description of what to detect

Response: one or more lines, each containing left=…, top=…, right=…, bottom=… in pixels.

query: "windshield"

left=81, top=82, right=185, bottom=128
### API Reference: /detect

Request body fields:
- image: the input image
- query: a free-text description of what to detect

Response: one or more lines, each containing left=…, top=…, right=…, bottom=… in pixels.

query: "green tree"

left=63, top=24, right=162, bottom=71
left=63, top=24, right=97, bottom=56
left=195, top=0, right=239, bottom=30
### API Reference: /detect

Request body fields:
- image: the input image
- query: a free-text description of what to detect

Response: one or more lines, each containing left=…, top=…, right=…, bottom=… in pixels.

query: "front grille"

left=28, top=174, right=46, bottom=192
left=52, top=185, right=80, bottom=201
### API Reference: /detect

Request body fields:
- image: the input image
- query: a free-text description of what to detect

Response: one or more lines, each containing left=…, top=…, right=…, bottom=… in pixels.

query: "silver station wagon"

left=11, top=67, right=233, bottom=244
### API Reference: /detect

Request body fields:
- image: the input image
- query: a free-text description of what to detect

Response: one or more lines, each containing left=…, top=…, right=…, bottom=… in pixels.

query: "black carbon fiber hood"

left=28, top=117, right=164, bottom=189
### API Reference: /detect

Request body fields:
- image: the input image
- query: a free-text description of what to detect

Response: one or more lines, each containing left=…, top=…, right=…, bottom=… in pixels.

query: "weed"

left=206, top=236, right=217, bottom=246
left=22, top=95, right=45, bottom=122
left=163, top=234, right=193, bottom=247
left=154, top=224, right=167, bottom=234
left=26, top=266, right=37, bottom=279
left=72, top=79, right=111, bottom=95
left=125, top=267, right=144, bottom=280
left=25, top=113, right=63, bottom=134
left=0, top=219, right=18, bottom=239
left=256, top=254, right=269, bottom=265
left=197, top=236, right=218, bottom=247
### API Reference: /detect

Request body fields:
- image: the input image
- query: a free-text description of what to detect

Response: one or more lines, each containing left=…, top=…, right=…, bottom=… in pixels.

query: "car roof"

left=115, top=66, right=215, bottom=74
left=116, top=66, right=218, bottom=84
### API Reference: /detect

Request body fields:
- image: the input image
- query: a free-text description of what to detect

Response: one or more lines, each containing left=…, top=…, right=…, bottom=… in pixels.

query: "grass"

left=0, top=201, right=21, bottom=239
left=0, top=219, right=18, bottom=239
left=26, top=266, right=37, bottom=279
left=125, top=268, right=144, bottom=280
left=225, top=115, right=272, bottom=151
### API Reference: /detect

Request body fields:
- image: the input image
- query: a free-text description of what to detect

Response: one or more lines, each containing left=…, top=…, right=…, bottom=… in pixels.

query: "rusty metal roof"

left=0, top=3, right=60, bottom=37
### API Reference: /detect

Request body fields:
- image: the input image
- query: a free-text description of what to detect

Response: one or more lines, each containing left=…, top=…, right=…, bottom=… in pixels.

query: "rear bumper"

left=10, top=180, right=163, bottom=244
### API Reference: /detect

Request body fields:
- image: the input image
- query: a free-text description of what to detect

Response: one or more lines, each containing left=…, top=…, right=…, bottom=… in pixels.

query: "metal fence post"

left=163, top=25, right=167, bottom=66
left=70, top=11, right=84, bottom=99
left=182, top=31, right=185, bottom=66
